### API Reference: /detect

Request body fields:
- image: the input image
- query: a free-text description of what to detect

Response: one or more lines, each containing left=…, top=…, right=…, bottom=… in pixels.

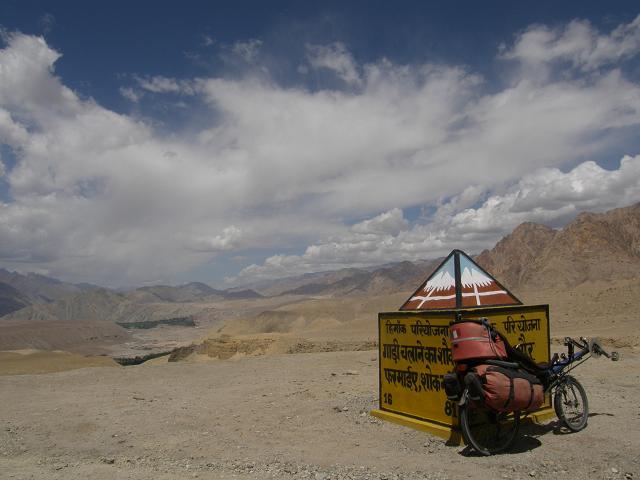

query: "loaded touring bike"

left=444, top=319, right=619, bottom=456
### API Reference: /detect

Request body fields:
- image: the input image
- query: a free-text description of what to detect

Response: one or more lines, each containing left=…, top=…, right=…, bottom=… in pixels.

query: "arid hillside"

left=0, top=268, right=100, bottom=304
left=476, top=202, right=640, bottom=289
left=0, top=281, right=31, bottom=316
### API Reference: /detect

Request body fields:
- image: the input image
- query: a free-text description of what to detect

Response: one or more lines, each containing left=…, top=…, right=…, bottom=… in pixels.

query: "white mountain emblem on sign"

left=400, top=250, right=520, bottom=310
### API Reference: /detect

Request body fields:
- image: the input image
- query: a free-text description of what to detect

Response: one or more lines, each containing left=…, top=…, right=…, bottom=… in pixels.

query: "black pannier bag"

left=443, top=373, right=462, bottom=400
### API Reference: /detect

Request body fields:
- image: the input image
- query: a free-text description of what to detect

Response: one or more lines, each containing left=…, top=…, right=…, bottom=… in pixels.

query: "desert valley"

left=1, top=204, right=639, bottom=479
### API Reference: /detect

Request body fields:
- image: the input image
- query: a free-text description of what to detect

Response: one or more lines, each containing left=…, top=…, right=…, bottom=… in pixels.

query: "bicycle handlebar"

left=589, top=339, right=620, bottom=361
left=560, top=336, right=620, bottom=363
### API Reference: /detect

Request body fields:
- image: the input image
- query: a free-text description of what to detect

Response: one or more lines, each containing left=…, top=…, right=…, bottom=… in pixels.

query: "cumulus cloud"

left=0, top=17, right=640, bottom=286
left=188, top=226, right=244, bottom=252
left=0, top=108, right=29, bottom=146
left=351, top=208, right=408, bottom=235
left=445, top=155, right=640, bottom=232
left=306, top=42, right=362, bottom=85
left=233, top=156, right=640, bottom=283
left=196, top=57, right=640, bottom=219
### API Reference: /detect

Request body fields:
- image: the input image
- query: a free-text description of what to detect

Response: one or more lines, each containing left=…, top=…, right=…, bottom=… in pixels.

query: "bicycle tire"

left=460, top=394, right=520, bottom=456
left=554, top=375, right=588, bottom=432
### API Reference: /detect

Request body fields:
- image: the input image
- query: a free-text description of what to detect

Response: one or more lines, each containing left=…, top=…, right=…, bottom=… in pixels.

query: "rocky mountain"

left=476, top=203, right=640, bottom=289
left=137, top=282, right=262, bottom=302
left=0, top=281, right=31, bottom=316
left=2, top=289, right=132, bottom=323
left=475, top=223, right=558, bottom=289
left=137, top=282, right=218, bottom=302
left=242, top=260, right=440, bottom=298
left=0, top=269, right=100, bottom=304
left=222, top=289, right=264, bottom=300
left=235, top=268, right=367, bottom=297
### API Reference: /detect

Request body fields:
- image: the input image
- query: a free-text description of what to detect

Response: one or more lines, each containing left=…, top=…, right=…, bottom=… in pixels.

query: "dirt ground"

left=0, top=350, right=117, bottom=375
left=1, top=346, right=638, bottom=480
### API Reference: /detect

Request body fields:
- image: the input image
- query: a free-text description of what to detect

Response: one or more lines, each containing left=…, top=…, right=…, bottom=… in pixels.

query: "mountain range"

left=1, top=202, right=639, bottom=326
left=0, top=268, right=100, bottom=303
left=0, top=269, right=101, bottom=317
left=136, top=282, right=262, bottom=303
left=0, top=273, right=263, bottom=319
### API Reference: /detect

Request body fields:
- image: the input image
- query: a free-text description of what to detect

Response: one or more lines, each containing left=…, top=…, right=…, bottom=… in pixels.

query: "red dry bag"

left=450, top=321, right=507, bottom=362
left=467, top=364, right=544, bottom=412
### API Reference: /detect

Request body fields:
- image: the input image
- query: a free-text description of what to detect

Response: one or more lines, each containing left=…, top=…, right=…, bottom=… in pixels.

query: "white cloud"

left=0, top=33, right=74, bottom=113
left=196, top=58, right=640, bottom=219
left=134, top=75, right=197, bottom=95
left=306, top=42, right=362, bottom=85
left=351, top=208, right=408, bottom=235
left=0, top=18, right=639, bottom=286
left=230, top=39, right=262, bottom=63
left=216, top=39, right=264, bottom=66
left=119, top=86, right=142, bottom=103
left=445, top=155, right=640, bottom=232
left=502, top=15, right=640, bottom=72
left=187, top=226, right=244, bottom=252
left=232, top=156, right=640, bottom=283
left=0, top=108, right=29, bottom=147
left=38, top=13, right=56, bottom=34
left=202, top=35, right=215, bottom=47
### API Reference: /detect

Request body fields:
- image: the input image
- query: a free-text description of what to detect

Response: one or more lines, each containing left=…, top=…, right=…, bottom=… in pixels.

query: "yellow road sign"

left=373, top=305, right=551, bottom=439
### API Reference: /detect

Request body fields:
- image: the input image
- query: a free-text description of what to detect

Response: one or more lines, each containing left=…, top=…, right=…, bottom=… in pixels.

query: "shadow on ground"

left=457, top=412, right=616, bottom=457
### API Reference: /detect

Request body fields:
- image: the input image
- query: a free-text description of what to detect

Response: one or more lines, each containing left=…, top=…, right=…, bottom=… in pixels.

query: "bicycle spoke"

left=461, top=405, right=520, bottom=455
left=554, top=375, right=589, bottom=432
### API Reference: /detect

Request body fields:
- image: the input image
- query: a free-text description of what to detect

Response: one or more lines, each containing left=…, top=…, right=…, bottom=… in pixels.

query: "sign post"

left=371, top=250, right=555, bottom=443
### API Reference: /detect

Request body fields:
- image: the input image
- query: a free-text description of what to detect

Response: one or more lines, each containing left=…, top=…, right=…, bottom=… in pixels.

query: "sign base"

left=370, top=409, right=461, bottom=443
left=370, top=407, right=556, bottom=446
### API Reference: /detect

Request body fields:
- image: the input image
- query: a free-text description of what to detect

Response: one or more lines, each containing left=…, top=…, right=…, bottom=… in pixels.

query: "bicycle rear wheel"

left=460, top=394, right=520, bottom=456
left=554, top=375, right=588, bottom=432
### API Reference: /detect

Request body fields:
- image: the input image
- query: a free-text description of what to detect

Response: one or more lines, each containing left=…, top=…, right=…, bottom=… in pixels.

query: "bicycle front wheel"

left=460, top=395, right=520, bottom=456
left=554, top=375, right=588, bottom=432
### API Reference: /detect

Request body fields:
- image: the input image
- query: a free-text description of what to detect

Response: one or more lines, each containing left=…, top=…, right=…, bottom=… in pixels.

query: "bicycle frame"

left=544, top=338, right=592, bottom=393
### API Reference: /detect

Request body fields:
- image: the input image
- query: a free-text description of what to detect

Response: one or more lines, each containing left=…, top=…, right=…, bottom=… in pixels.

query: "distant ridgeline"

left=116, top=316, right=195, bottom=329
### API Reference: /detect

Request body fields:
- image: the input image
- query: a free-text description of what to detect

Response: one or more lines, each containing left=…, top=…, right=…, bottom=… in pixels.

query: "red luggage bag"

left=470, top=364, right=544, bottom=412
left=450, top=321, right=507, bottom=362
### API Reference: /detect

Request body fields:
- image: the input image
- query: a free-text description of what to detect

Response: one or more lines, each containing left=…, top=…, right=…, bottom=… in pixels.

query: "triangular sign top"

left=400, top=250, right=521, bottom=311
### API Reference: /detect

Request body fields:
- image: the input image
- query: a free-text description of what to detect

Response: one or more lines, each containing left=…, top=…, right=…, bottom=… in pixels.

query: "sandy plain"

left=1, top=281, right=640, bottom=479
left=1, top=348, right=639, bottom=480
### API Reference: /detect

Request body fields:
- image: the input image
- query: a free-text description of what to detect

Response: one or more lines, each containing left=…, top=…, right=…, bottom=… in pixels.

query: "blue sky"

left=4, top=2, right=639, bottom=110
left=0, top=1, right=639, bottom=287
